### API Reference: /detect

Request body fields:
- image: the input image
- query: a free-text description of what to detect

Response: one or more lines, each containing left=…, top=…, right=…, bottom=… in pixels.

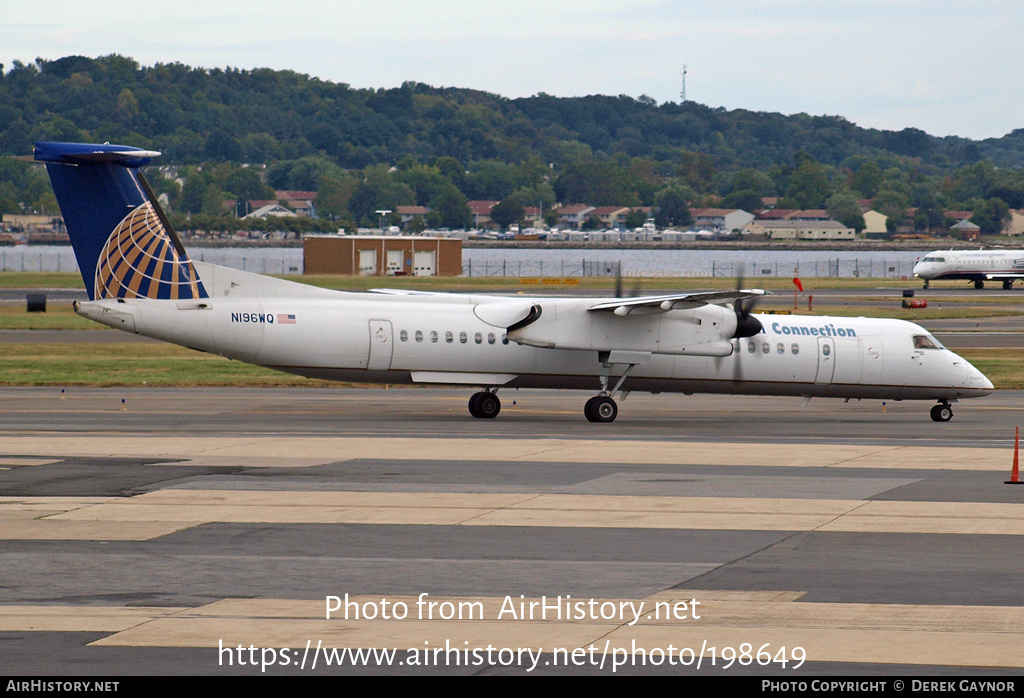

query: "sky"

left=2, top=0, right=1021, bottom=141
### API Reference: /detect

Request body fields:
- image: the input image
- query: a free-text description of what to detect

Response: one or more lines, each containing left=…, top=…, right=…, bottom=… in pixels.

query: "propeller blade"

left=733, top=339, right=744, bottom=384
left=732, top=266, right=763, bottom=338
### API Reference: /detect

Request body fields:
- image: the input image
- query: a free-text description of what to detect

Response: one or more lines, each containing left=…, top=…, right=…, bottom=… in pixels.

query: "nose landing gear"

left=930, top=401, right=953, bottom=422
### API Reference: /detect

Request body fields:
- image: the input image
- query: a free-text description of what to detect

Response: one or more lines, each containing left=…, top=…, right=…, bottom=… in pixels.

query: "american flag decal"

left=277, top=314, right=296, bottom=324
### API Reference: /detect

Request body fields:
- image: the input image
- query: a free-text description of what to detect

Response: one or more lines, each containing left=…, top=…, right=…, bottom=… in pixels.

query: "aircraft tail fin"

left=34, top=141, right=208, bottom=301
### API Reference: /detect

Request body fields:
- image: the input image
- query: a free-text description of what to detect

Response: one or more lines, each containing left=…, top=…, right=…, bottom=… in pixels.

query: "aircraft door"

left=367, top=320, right=394, bottom=371
left=814, top=337, right=835, bottom=384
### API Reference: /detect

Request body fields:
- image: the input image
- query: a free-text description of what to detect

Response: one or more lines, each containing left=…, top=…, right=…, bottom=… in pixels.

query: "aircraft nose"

left=960, top=358, right=993, bottom=392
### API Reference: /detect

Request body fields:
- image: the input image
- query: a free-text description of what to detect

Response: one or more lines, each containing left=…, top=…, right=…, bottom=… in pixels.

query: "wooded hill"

left=2, top=54, right=1023, bottom=233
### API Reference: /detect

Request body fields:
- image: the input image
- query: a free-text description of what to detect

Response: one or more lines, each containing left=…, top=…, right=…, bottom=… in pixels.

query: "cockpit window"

left=913, top=334, right=944, bottom=350
left=922, top=256, right=945, bottom=263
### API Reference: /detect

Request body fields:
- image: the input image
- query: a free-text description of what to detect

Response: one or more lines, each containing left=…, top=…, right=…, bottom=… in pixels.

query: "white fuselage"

left=73, top=263, right=993, bottom=403
left=913, top=250, right=1024, bottom=283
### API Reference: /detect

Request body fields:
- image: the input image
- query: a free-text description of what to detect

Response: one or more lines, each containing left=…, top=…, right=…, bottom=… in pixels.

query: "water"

left=0, top=245, right=921, bottom=279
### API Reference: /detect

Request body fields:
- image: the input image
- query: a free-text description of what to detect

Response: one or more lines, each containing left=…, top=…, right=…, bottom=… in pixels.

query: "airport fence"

left=0, top=247, right=916, bottom=280
left=463, top=258, right=917, bottom=279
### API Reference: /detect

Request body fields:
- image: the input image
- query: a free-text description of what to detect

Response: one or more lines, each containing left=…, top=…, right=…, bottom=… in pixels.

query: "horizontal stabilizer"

left=34, top=142, right=160, bottom=167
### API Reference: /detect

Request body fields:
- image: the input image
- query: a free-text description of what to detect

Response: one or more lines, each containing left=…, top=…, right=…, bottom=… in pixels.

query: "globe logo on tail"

left=94, top=202, right=207, bottom=300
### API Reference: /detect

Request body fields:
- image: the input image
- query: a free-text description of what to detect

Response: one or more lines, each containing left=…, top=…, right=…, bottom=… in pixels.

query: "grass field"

left=0, top=343, right=335, bottom=387
left=0, top=303, right=101, bottom=330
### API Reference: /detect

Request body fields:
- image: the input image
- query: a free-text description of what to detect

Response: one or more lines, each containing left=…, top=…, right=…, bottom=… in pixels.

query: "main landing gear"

left=584, top=351, right=638, bottom=423
left=974, top=280, right=985, bottom=290
left=584, top=395, right=617, bottom=423
left=468, top=390, right=500, bottom=419
left=930, top=401, right=954, bottom=422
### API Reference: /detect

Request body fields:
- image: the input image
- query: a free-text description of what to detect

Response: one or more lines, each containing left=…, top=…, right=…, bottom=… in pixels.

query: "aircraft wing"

left=367, top=288, right=452, bottom=296
left=588, top=290, right=767, bottom=315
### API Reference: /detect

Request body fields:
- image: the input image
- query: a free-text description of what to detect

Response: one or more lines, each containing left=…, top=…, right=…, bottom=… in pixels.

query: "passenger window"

left=501, top=333, right=509, bottom=345
left=430, top=331, right=438, bottom=343
left=747, top=341, right=755, bottom=353
left=415, top=330, right=423, bottom=342
left=400, top=330, right=408, bottom=342
left=822, top=344, right=831, bottom=356
left=446, top=331, right=453, bottom=343
left=460, top=332, right=467, bottom=344
left=762, top=342, right=770, bottom=354
left=791, top=343, right=799, bottom=355
left=488, top=333, right=496, bottom=345
left=474, top=332, right=483, bottom=344
left=777, top=343, right=784, bottom=355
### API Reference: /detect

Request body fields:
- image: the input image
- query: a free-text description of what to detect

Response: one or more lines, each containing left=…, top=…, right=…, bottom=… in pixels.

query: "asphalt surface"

left=2, top=387, right=1024, bottom=676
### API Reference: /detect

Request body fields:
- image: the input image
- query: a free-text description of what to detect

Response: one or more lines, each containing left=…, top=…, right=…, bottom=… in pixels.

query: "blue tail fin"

left=35, top=141, right=208, bottom=301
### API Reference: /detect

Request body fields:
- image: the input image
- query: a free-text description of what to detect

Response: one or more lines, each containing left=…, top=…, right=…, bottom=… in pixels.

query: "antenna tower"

left=680, top=65, right=688, bottom=103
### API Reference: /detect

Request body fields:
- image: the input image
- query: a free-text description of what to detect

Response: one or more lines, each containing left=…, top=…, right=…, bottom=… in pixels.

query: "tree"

left=971, top=198, right=1011, bottom=235
left=624, top=208, right=648, bottom=229
left=114, top=88, right=140, bottom=127
left=872, top=190, right=910, bottom=231
left=721, top=190, right=763, bottom=213
left=653, top=185, right=694, bottom=228
left=825, top=191, right=866, bottom=232
left=315, top=174, right=359, bottom=219
left=179, top=171, right=212, bottom=215
left=554, top=160, right=641, bottom=207
left=913, top=194, right=946, bottom=233
left=200, top=183, right=225, bottom=217
left=348, top=165, right=415, bottom=223
left=786, top=153, right=831, bottom=209
left=426, top=185, right=471, bottom=229
left=851, top=161, right=882, bottom=198
left=224, top=166, right=273, bottom=203
left=490, top=198, right=524, bottom=229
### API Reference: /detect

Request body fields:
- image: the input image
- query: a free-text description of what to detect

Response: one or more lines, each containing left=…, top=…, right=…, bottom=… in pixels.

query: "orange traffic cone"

left=1006, top=427, right=1022, bottom=485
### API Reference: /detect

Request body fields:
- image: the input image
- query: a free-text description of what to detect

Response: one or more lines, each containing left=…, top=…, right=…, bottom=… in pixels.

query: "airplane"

left=913, top=249, right=1024, bottom=289
left=33, top=141, right=994, bottom=423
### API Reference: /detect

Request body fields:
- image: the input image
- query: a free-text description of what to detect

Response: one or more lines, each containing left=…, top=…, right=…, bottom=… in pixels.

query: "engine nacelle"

left=506, top=299, right=739, bottom=356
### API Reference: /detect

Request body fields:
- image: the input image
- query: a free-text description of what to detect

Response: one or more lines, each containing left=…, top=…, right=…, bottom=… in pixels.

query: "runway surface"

left=2, top=386, right=1024, bottom=676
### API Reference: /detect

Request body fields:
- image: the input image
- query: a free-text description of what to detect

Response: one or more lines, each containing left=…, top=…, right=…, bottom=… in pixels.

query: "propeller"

left=730, top=268, right=763, bottom=385
left=613, top=261, right=643, bottom=298
left=732, top=270, right=763, bottom=339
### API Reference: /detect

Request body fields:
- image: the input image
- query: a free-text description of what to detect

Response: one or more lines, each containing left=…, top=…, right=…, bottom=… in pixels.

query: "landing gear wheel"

left=584, top=395, right=617, bottom=423
left=1004, top=280, right=1014, bottom=290
left=930, top=403, right=953, bottom=422
left=975, top=280, right=985, bottom=290
left=468, top=391, right=500, bottom=419
left=923, top=280, right=929, bottom=289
